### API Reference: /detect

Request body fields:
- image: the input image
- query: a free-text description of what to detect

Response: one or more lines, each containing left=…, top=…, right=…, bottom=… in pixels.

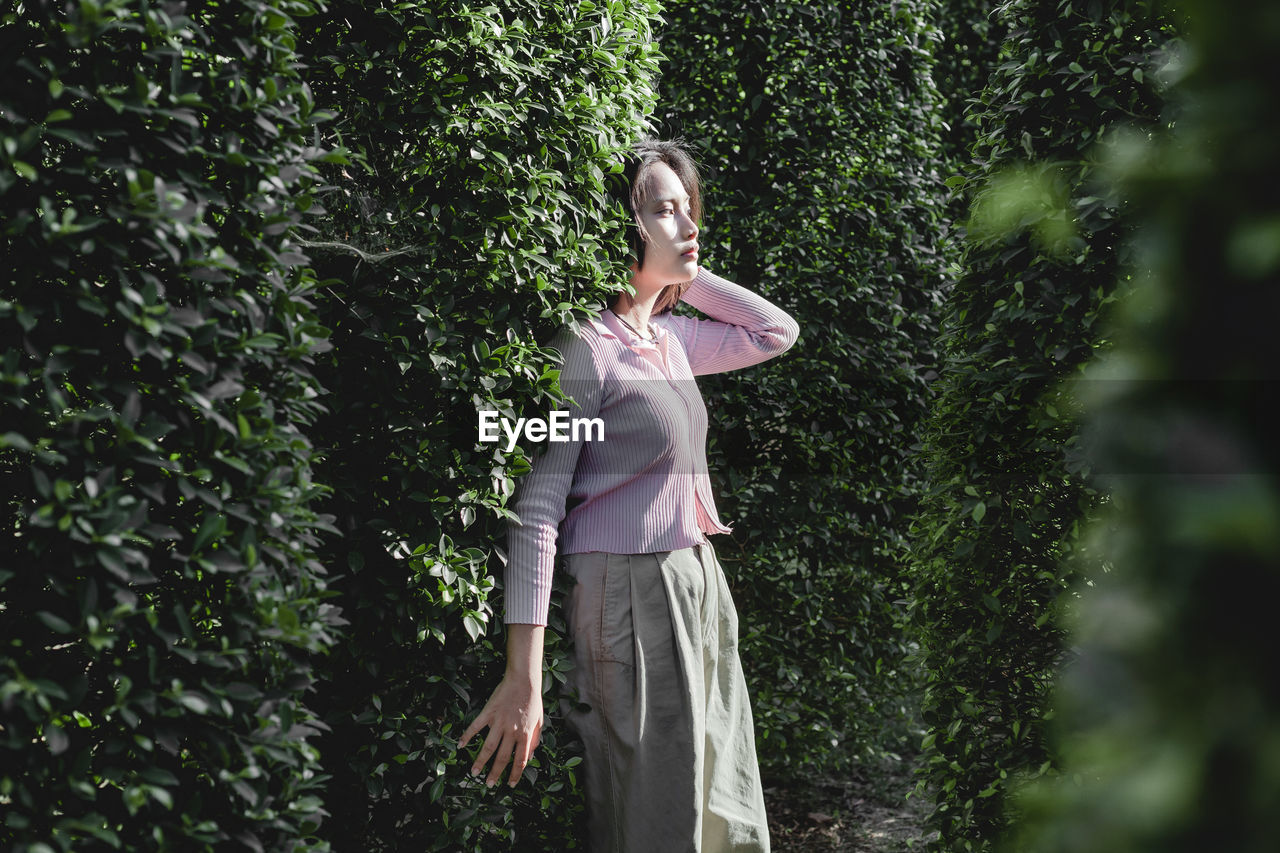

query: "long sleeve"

left=664, top=266, right=800, bottom=376
left=503, top=327, right=604, bottom=626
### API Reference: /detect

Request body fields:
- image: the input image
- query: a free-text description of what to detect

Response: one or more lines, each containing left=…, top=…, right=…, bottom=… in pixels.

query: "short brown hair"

left=618, top=138, right=702, bottom=314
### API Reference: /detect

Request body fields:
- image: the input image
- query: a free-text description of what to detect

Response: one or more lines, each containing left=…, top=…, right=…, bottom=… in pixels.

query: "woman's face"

left=632, top=162, right=699, bottom=291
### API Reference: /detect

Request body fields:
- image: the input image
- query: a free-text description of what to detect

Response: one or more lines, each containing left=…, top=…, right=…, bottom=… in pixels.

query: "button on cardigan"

left=503, top=266, right=800, bottom=625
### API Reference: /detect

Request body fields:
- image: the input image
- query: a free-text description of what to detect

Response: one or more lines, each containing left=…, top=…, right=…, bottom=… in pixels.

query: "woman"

left=457, top=139, right=799, bottom=852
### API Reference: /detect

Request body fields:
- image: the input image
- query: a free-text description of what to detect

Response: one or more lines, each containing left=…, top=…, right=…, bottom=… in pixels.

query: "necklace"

left=610, top=308, right=654, bottom=342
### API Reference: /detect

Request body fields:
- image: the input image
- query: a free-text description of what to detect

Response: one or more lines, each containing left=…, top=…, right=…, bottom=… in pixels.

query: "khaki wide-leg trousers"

left=561, top=542, right=770, bottom=853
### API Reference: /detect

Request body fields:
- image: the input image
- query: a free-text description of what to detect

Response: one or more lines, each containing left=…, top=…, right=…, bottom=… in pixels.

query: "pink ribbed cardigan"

left=504, top=266, right=800, bottom=625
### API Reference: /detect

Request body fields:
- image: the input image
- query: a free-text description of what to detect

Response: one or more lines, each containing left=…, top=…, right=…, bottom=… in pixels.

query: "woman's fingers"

left=455, top=707, right=488, bottom=753
left=470, top=721, right=505, bottom=779
left=463, top=719, right=523, bottom=786
left=471, top=723, right=538, bottom=788
left=455, top=675, right=544, bottom=787
left=485, top=729, right=518, bottom=787
left=509, top=729, right=535, bottom=787
left=512, top=709, right=545, bottom=786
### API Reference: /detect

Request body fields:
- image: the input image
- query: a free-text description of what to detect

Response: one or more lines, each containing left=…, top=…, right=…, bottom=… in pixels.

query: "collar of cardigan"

left=591, top=309, right=668, bottom=348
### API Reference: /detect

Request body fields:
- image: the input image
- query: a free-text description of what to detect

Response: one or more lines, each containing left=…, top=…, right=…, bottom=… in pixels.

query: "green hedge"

left=1004, top=0, right=1280, bottom=849
left=654, top=0, right=952, bottom=776
left=906, top=0, right=1176, bottom=848
left=933, top=0, right=1011, bottom=226
left=0, top=2, right=337, bottom=850
left=290, top=2, right=662, bottom=848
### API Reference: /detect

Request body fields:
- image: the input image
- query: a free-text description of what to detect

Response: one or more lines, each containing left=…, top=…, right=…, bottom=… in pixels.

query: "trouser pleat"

left=561, top=544, right=769, bottom=853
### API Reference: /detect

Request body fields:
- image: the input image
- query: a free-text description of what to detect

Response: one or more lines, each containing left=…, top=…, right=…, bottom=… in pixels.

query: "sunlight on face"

left=633, top=162, right=700, bottom=292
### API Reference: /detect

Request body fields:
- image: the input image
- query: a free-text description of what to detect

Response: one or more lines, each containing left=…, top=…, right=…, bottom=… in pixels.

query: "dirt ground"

left=764, top=760, right=936, bottom=853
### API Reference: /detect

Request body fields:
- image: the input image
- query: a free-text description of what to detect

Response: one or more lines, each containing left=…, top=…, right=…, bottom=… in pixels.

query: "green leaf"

left=191, top=512, right=225, bottom=553
left=176, top=693, right=211, bottom=714
left=37, top=611, right=75, bottom=634
left=0, top=431, right=33, bottom=451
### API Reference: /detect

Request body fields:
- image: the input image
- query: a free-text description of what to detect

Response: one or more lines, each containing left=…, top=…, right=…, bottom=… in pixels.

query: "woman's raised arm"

left=663, top=266, right=800, bottom=376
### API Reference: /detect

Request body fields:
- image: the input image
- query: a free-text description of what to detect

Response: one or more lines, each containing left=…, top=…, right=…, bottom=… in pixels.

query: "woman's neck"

left=611, top=286, right=662, bottom=339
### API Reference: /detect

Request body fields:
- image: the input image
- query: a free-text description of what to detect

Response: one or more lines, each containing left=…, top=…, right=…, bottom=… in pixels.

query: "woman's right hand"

left=455, top=624, right=546, bottom=788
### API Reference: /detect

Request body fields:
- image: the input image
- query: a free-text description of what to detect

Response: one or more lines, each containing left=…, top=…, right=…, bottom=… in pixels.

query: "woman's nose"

left=682, top=212, right=698, bottom=238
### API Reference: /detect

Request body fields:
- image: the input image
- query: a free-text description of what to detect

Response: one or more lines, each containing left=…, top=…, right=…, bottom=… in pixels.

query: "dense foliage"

left=1002, top=0, right=1280, bottom=849
left=907, top=0, right=1175, bottom=848
left=290, top=2, right=662, bottom=848
left=0, top=2, right=338, bottom=850
left=932, top=0, right=1009, bottom=220
left=931, top=0, right=1008, bottom=156
left=655, top=0, right=952, bottom=778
